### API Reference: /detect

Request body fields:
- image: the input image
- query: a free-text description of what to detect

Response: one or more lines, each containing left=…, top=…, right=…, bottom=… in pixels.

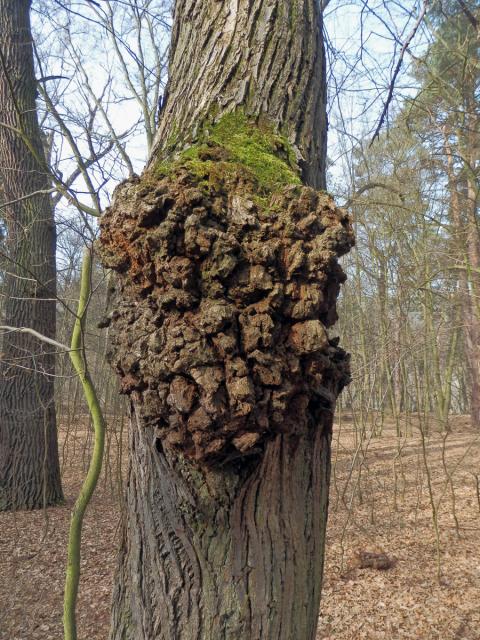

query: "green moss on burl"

left=154, top=111, right=301, bottom=194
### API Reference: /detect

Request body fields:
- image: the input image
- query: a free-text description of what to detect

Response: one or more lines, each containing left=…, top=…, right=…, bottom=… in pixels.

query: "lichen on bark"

left=98, top=118, right=354, bottom=465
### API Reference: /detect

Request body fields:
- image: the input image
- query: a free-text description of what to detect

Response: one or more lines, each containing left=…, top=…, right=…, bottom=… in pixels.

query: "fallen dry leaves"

left=319, top=414, right=480, bottom=640
left=0, top=426, right=121, bottom=640
left=0, top=415, right=479, bottom=639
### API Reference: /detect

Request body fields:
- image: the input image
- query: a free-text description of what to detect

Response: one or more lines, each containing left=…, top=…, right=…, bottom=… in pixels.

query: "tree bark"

left=110, top=407, right=332, bottom=639
left=101, top=1, right=353, bottom=638
left=151, top=0, right=327, bottom=190
left=464, top=173, right=480, bottom=426
left=0, top=0, right=62, bottom=510
left=445, top=135, right=480, bottom=427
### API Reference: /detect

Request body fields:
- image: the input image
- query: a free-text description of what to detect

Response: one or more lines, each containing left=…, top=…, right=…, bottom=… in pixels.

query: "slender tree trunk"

left=445, top=135, right=480, bottom=427
left=465, top=171, right=480, bottom=426
left=0, top=0, right=62, bottom=510
left=100, top=1, right=353, bottom=638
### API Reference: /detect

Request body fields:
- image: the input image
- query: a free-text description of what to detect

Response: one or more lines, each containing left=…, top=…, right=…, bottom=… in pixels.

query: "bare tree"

left=99, top=1, right=353, bottom=638
left=0, top=0, right=62, bottom=510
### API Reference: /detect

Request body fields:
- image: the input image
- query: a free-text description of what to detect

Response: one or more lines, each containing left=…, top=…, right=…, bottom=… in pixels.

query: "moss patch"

left=154, top=111, right=301, bottom=194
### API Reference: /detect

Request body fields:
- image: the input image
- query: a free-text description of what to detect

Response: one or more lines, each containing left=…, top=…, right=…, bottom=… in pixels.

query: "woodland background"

left=1, top=0, right=480, bottom=638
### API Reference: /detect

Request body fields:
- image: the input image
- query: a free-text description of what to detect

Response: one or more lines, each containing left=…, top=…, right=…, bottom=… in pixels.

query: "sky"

left=30, top=0, right=431, bottom=261
left=324, top=0, right=430, bottom=189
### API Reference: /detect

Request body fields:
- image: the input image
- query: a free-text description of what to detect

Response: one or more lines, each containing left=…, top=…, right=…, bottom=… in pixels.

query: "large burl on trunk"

left=99, top=1, right=354, bottom=638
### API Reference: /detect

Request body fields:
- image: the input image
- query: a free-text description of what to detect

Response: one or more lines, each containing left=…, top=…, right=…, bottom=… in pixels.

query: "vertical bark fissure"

left=150, top=0, right=327, bottom=189
left=0, top=0, right=62, bottom=510
left=102, top=1, right=353, bottom=638
left=109, top=411, right=334, bottom=639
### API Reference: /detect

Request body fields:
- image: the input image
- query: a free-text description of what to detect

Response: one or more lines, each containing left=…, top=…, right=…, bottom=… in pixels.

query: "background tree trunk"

left=464, top=173, right=480, bottom=426
left=0, top=0, right=62, bottom=510
left=445, top=137, right=480, bottom=427
left=101, top=1, right=353, bottom=638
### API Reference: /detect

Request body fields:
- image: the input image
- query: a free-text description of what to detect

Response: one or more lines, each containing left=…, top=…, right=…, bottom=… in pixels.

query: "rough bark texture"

left=100, top=1, right=353, bottom=638
left=150, top=0, right=327, bottom=190
left=100, top=171, right=352, bottom=464
left=0, top=0, right=62, bottom=510
left=445, top=139, right=480, bottom=428
left=110, top=408, right=333, bottom=639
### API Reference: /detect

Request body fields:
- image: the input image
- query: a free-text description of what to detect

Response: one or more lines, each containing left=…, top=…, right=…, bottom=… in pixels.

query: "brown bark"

left=100, top=1, right=353, bottom=638
left=445, top=136, right=480, bottom=427
left=464, top=169, right=480, bottom=426
left=0, top=0, right=62, bottom=509
left=150, top=0, right=327, bottom=190
left=111, top=408, right=332, bottom=639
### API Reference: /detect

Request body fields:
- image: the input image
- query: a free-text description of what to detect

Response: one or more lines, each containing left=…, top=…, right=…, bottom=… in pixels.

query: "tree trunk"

left=0, top=0, right=62, bottom=510
left=445, top=135, right=480, bottom=427
left=464, top=153, right=480, bottom=425
left=100, top=1, right=353, bottom=638
left=150, top=0, right=327, bottom=191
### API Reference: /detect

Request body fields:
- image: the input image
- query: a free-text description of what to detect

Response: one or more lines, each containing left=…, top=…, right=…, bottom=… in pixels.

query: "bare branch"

left=370, top=0, right=429, bottom=146
left=344, top=181, right=406, bottom=208
left=456, top=0, right=479, bottom=31
left=0, top=326, right=70, bottom=352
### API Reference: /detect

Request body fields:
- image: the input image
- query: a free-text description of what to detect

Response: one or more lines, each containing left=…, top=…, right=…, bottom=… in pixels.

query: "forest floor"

left=1, top=414, right=479, bottom=640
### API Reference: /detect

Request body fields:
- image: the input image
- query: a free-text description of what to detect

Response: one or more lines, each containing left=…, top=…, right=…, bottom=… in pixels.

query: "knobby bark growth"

left=99, top=1, right=354, bottom=638
left=0, top=0, right=62, bottom=510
